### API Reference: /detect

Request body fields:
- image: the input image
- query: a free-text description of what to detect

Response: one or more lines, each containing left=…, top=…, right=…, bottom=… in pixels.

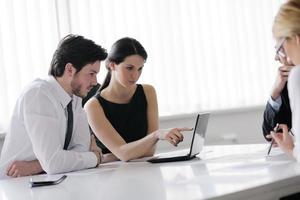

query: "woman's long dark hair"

left=99, top=37, right=148, bottom=92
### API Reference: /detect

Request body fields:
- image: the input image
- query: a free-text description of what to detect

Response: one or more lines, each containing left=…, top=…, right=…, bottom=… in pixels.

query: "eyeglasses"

left=275, top=38, right=286, bottom=59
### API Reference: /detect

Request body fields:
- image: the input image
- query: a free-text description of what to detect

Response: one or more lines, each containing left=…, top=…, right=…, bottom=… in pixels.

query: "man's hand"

left=7, top=160, right=43, bottom=177
left=90, top=135, right=102, bottom=152
left=90, top=135, right=103, bottom=165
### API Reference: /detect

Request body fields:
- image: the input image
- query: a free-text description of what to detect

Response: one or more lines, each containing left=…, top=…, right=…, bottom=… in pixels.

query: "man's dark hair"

left=49, top=34, right=107, bottom=77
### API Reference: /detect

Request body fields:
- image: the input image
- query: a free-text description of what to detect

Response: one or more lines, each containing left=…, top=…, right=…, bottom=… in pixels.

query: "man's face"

left=70, top=61, right=100, bottom=98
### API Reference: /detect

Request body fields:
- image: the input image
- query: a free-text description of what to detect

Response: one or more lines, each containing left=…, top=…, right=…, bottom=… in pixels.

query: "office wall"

left=156, top=106, right=266, bottom=152
left=0, top=106, right=266, bottom=154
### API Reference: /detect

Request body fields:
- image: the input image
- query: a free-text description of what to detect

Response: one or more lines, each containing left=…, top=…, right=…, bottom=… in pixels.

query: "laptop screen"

left=189, top=113, right=210, bottom=156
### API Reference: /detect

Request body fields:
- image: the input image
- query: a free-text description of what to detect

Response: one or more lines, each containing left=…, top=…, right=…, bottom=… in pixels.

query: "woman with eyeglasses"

left=268, top=0, right=300, bottom=160
left=84, top=37, right=191, bottom=162
left=262, top=39, right=294, bottom=142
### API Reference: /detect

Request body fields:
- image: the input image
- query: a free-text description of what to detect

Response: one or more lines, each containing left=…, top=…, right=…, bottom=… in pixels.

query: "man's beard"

left=71, top=79, right=85, bottom=98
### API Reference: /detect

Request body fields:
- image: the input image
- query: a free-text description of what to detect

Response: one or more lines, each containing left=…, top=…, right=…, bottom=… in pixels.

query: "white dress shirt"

left=0, top=76, right=97, bottom=178
left=288, top=65, right=300, bottom=161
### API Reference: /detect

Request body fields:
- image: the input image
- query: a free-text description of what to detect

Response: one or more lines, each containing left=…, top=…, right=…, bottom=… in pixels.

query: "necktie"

left=63, top=101, right=73, bottom=150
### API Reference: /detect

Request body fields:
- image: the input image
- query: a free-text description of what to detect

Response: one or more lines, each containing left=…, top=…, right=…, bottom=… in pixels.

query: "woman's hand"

left=270, top=124, right=294, bottom=157
left=155, top=127, right=193, bottom=146
left=271, top=65, right=294, bottom=100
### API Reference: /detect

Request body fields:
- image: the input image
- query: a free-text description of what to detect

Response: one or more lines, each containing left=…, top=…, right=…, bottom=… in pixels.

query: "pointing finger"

left=177, top=127, right=193, bottom=132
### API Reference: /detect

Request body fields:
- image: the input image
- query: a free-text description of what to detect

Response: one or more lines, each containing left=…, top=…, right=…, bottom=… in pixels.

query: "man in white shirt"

left=0, top=34, right=107, bottom=178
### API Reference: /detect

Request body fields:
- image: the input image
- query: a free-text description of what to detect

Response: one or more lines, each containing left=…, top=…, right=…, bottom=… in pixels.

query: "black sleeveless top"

left=95, top=84, right=148, bottom=153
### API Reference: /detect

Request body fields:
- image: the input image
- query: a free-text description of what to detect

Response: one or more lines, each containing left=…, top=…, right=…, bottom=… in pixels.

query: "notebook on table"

left=147, top=112, right=210, bottom=163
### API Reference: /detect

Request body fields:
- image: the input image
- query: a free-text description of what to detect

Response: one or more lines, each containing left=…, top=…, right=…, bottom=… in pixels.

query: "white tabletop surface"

left=0, top=144, right=300, bottom=200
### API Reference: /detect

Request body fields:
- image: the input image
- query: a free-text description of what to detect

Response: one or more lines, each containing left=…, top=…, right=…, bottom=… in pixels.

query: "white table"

left=1, top=144, right=300, bottom=200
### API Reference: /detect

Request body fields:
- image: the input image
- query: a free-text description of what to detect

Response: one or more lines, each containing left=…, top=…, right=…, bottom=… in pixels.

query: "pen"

left=267, top=123, right=280, bottom=156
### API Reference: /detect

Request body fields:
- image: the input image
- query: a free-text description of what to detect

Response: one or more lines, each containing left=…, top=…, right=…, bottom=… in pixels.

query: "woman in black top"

left=94, top=84, right=148, bottom=154
left=84, top=37, right=191, bottom=162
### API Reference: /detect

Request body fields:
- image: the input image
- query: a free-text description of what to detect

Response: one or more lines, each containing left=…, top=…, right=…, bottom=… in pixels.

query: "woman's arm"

left=263, top=65, right=294, bottom=141
left=84, top=98, right=160, bottom=161
left=262, top=85, right=291, bottom=141
left=85, top=96, right=189, bottom=161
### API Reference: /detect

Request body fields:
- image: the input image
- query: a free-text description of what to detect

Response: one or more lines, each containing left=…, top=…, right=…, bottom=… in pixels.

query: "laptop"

left=147, top=113, right=210, bottom=163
